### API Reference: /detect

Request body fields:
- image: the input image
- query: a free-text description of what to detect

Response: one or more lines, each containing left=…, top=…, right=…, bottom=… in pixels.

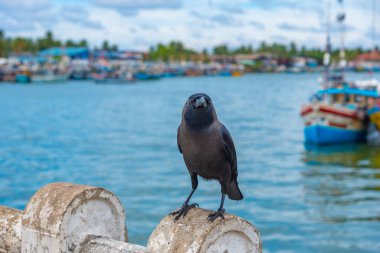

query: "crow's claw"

left=207, top=208, right=225, bottom=222
left=170, top=203, right=199, bottom=221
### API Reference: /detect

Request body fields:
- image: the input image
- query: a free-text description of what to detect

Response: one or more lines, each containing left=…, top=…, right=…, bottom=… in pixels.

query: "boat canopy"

left=318, top=88, right=379, bottom=98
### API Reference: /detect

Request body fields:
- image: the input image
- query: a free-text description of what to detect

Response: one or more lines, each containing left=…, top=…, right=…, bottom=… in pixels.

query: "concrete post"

left=22, top=182, right=128, bottom=253
left=79, top=235, right=147, bottom=253
left=0, top=183, right=262, bottom=253
left=0, top=206, right=22, bottom=253
left=147, top=207, right=262, bottom=253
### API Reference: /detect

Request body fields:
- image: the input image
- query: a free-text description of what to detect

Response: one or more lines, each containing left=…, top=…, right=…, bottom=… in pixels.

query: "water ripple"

left=1, top=74, right=380, bottom=252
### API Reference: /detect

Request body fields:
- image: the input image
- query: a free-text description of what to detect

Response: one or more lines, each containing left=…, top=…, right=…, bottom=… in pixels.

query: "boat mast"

left=323, top=0, right=332, bottom=88
left=373, top=0, right=377, bottom=50
left=337, top=0, right=346, bottom=78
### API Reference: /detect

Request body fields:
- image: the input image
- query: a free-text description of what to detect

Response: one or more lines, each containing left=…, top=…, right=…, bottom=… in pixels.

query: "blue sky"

left=0, top=0, right=378, bottom=51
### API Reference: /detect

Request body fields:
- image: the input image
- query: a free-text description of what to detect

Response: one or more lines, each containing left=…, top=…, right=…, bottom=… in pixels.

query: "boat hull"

left=368, top=107, right=380, bottom=129
left=31, top=74, right=69, bottom=83
left=94, top=78, right=135, bottom=84
left=304, top=125, right=366, bottom=144
left=15, top=74, right=31, bottom=83
left=367, top=107, right=380, bottom=145
left=301, top=103, right=366, bottom=144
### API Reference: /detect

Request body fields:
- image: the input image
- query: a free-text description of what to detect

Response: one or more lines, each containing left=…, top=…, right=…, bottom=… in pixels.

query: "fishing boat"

left=0, top=68, right=16, bottom=82
left=299, top=0, right=370, bottom=144
left=70, top=59, right=90, bottom=80
left=93, top=71, right=135, bottom=84
left=364, top=80, right=380, bottom=144
left=134, top=71, right=161, bottom=80
left=367, top=105, right=380, bottom=145
left=184, top=68, right=203, bottom=77
left=218, top=69, right=232, bottom=76
left=368, top=105, right=380, bottom=130
left=231, top=70, right=243, bottom=77
left=31, top=71, right=69, bottom=83
left=300, top=86, right=378, bottom=144
left=15, top=72, right=31, bottom=83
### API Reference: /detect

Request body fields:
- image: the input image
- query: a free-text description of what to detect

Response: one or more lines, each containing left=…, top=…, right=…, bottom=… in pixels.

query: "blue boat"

left=301, top=87, right=378, bottom=145
left=219, top=70, right=232, bottom=76
left=366, top=102, right=380, bottom=145
left=15, top=73, right=31, bottom=83
left=304, top=125, right=366, bottom=145
left=134, top=71, right=161, bottom=80
left=301, top=0, right=380, bottom=145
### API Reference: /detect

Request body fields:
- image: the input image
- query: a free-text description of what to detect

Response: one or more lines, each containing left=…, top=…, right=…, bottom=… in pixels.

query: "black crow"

left=170, top=93, right=243, bottom=222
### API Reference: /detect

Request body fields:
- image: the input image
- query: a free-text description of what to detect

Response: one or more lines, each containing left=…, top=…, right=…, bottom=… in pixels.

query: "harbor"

left=1, top=0, right=380, bottom=252
left=1, top=32, right=380, bottom=84
left=299, top=0, right=380, bottom=146
left=1, top=46, right=379, bottom=84
left=1, top=72, right=380, bottom=252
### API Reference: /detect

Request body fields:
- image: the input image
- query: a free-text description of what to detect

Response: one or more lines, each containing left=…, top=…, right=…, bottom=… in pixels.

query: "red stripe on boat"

left=300, top=106, right=313, bottom=116
left=328, top=122, right=348, bottom=128
left=319, top=106, right=359, bottom=120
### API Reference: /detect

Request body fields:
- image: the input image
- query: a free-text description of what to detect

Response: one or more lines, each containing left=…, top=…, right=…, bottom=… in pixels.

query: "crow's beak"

left=195, top=96, right=207, bottom=108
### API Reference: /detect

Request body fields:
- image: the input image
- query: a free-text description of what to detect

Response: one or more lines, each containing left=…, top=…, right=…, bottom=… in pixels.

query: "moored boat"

left=301, top=101, right=363, bottom=144
left=94, top=78, right=135, bottom=84
left=184, top=68, right=203, bottom=77
left=31, top=71, right=69, bottom=83
left=134, top=71, right=160, bottom=80
left=301, top=86, right=379, bottom=144
left=366, top=94, right=380, bottom=145
left=218, top=69, right=231, bottom=76
left=368, top=106, right=380, bottom=129
left=15, top=73, right=31, bottom=83
left=300, top=0, right=368, bottom=145
left=231, top=70, right=243, bottom=77
left=92, top=68, right=136, bottom=84
left=1, top=69, right=16, bottom=82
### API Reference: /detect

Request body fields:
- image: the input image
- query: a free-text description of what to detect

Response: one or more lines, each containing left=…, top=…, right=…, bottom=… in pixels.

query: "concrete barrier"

left=0, top=206, right=22, bottom=253
left=79, top=235, right=147, bottom=253
left=0, top=182, right=261, bottom=253
left=148, top=208, right=261, bottom=253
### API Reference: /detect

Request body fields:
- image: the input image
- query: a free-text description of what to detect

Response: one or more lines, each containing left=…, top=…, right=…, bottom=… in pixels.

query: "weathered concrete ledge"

left=0, top=206, right=22, bottom=253
left=148, top=208, right=261, bottom=253
left=0, top=182, right=261, bottom=253
left=79, top=235, right=147, bottom=253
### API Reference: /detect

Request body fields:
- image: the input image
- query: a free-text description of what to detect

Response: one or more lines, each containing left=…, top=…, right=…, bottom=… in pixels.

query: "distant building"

left=9, top=53, right=46, bottom=64
left=91, top=50, right=144, bottom=61
left=39, top=47, right=89, bottom=59
left=119, top=51, right=144, bottom=61
left=354, top=50, right=380, bottom=71
left=355, top=50, right=380, bottom=62
left=291, top=57, right=318, bottom=68
left=235, top=53, right=277, bottom=72
left=208, top=55, right=235, bottom=64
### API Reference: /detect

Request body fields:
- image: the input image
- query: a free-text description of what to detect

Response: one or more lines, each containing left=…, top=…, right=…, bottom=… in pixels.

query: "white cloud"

left=93, top=0, right=182, bottom=15
left=0, top=0, right=377, bottom=50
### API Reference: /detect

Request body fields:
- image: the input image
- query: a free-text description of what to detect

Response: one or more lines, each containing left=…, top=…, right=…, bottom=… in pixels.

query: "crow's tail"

left=227, top=180, right=243, bottom=200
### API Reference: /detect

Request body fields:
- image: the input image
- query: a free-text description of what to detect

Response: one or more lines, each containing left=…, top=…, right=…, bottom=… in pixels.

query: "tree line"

left=0, top=29, right=374, bottom=64
left=147, top=41, right=369, bottom=64
left=0, top=30, right=117, bottom=57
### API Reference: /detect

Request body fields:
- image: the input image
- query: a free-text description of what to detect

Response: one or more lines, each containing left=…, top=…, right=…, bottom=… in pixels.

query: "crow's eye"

left=190, top=99, right=195, bottom=103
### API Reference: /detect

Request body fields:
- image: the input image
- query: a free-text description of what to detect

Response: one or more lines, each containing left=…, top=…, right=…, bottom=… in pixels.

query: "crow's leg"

left=170, top=173, right=199, bottom=221
left=207, top=184, right=226, bottom=222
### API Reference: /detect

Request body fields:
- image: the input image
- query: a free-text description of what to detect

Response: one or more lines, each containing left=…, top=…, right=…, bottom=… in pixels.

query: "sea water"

left=1, top=73, right=380, bottom=252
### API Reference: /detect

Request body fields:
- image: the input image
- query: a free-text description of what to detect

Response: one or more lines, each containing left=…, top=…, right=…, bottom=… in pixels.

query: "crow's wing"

left=177, top=126, right=182, bottom=153
left=221, top=125, right=237, bottom=181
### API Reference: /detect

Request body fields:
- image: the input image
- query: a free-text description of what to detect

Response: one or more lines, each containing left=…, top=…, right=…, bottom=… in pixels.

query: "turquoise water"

left=1, top=73, right=380, bottom=252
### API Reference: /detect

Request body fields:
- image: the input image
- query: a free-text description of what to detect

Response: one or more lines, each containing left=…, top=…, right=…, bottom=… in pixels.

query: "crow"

left=170, top=93, right=243, bottom=222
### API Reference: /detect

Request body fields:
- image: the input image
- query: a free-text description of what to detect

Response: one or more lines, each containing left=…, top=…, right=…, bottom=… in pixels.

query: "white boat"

left=31, top=72, right=69, bottom=83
